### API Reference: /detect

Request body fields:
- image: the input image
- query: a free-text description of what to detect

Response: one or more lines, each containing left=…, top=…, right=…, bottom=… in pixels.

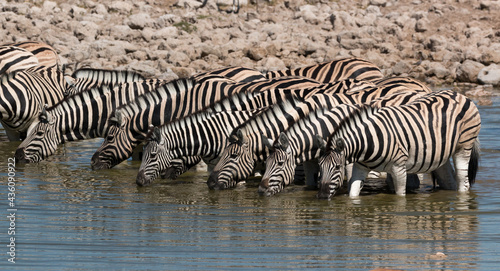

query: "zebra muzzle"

left=14, top=147, right=28, bottom=163
left=136, top=170, right=152, bottom=186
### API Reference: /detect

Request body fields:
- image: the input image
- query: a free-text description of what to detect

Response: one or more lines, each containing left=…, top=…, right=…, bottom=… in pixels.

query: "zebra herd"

left=2, top=41, right=481, bottom=198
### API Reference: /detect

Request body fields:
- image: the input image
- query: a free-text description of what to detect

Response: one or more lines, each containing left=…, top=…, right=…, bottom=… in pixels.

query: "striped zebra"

left=208, top=77, right=432, bottom=190
left=315, top=89, right=481, bottom=198
left=0, top=65, right=76, bottom=141
left=265, top=57, right=383, bottom=83
left=4, top=41, right=61, bottom=68
left=136, top=107, right=265, bottom=186
left=90, top=75, right=322, bottom=170
left=14, top=79, right=166, bottom=162
left=0, top=46, right=40, bottom=75
left=69, top=68, right=146, bottom=95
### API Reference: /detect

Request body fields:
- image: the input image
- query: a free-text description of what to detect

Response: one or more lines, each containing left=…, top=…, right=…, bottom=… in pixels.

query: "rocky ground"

left=1, top=0, right=500, bottom=91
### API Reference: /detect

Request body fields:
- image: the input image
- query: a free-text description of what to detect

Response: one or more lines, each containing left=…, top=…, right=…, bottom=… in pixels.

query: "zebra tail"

left=468, top=138, right=480, bottom=185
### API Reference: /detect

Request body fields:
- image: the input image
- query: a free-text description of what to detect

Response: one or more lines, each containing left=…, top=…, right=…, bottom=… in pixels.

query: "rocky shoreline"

left=1, top=0, right=499, bottom=89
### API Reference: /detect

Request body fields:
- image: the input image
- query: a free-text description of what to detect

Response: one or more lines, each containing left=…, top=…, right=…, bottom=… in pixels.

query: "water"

left=1, top=94, right=500, bottom=270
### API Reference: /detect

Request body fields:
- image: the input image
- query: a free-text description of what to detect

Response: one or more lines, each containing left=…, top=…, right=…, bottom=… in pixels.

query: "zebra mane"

left=71, top=68, right=145, bottom=81
left=326, top=104, right=380, bottom=150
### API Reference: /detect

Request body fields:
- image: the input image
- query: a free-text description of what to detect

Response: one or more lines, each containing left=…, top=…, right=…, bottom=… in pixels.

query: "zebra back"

left=265, top=57, right=383, bottom=83
left=70, top=68, right=147, bottom=94
left=0, top=46, right=39, bottom=75
left=5, top=41, right=60, bottom=68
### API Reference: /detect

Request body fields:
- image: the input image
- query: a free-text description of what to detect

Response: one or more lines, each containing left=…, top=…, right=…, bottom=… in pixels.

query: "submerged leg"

left=432, top=160, right=457, bottom=190
left=303, top=159, right=320, bottom=189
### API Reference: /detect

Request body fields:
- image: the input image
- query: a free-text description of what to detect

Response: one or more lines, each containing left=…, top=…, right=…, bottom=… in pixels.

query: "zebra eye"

left=277, top=161, right=284, bottom=166
left=230, top=153, right=238, bottom=159
left=106, top=135, right=114, bottom=141
left=36, top=131, right=44, bottom=136
left=334, top=165, right=341, bottom=170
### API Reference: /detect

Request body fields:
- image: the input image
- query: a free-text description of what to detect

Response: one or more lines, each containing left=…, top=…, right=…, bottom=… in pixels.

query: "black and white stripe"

left=316, top=89, right=481, bottom=198
left=0, top=65, right=75, bottom=141
left=0, top=46, right=40, bottom=75
left=4, top=41, right=60, bottom=68
left=14, top=79, right=166, bottom=162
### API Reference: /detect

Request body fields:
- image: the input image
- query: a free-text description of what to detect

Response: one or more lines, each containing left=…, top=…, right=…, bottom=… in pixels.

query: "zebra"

left=208, top=77, right=432, bottom=190
left=90, top=75, right=323, bottom=170
left=265, top=57, right=383, bottom=83
left=68, top=68, right=146, bottom=95
left=258, top=77, right=433, bottom=195
left=0, top=46, right=40, bottom=75
left=0, top=65, right=76, bottom=141
left=193, top=66, right=266, bottom=83
left=14, top=79, right=167, bottom=162
left=4, top=41, right=61, bottom=68
left=136, top=107, right=265, bottom=186
left=314, top=89, right=481, bottom=198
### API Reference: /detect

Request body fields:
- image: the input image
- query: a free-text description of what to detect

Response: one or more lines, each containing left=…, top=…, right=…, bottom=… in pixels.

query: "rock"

left=478, top=64, right=500, bottom=85
left=127, top=13, right=152, bottom=30
left=456, top=60, right=485, bottom=83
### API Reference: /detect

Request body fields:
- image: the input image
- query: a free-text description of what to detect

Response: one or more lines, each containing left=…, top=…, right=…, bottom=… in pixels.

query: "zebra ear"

left=334, top=138, right=345, bottom=153
left=229, top=128, right=245, bottom=144
left=39, top=104, right=53, bottom=124
left=261, top=134, right=274, bottom=151
left=152, top=126, right=162, bottom=144
left=278, top=132, right=289, bottom=151
left=313, top=134, right=327, bottom=153
left=64, top=75, right=76, bottom=96
left=113, top=111, right=125, bottom=128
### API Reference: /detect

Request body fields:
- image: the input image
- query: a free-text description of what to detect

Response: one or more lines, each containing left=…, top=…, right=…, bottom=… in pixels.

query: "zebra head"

left=15, top=106, right=58, bottom=163
left=91, top=111, right=134, bottom=170
left=207, top=128, right=255, bottom=190
left=136, top=127, right=174, bottom=186
left=259, top=133, right=295, bottom=196
left=316, top=135, right=346, bottom=199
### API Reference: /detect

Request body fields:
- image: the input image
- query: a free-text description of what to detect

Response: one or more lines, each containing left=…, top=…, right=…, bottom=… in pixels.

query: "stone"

left=478, top=64, right=500, bottom=85
left=456, top=60, right=485, bottom=83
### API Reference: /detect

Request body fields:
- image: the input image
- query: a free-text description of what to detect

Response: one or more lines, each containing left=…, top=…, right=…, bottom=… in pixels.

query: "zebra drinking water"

left=315, top=89, right=481, bottom=198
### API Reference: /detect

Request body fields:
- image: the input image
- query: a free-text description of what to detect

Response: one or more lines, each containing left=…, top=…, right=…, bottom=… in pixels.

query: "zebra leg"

left=348, top=163, right=369, bottom=197
left=432, top=160, right=457, bottom=190
left=453, top=149, right=472, bottom=192
left=345, top=163, right=353, bottom=181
